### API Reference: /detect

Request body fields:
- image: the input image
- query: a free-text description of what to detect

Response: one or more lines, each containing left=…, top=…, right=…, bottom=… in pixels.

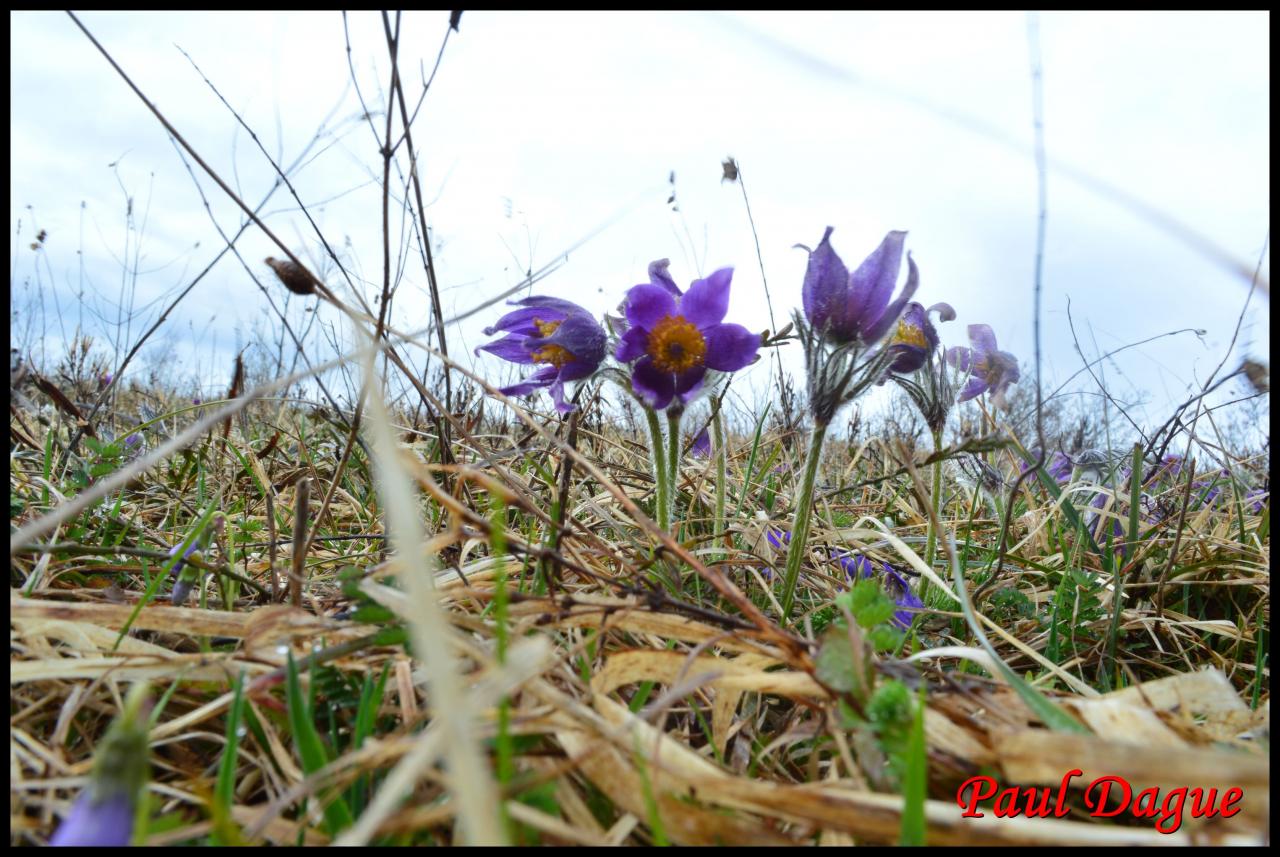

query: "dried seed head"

left=265, top=256, right=318, bottom=296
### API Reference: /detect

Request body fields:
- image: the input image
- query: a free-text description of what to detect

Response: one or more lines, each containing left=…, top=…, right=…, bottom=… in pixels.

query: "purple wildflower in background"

left=478, top=296, right=607, bottom=414
left=616, top=266, right=760, bottom=410
left=1246, top=487, right=1268, bottom=514
left=767, top=527, right=791, bottom=550
left=1022, top=450, right=1073, bottom=484
left=802, top=227, right=918, bottom=348
left=691, top=425, right=712, bottom=458
left=168, top=540, right=203, bottom=605
left=945, top=324, right=1020, bottom=407
left=834, top=551, right=923, bottom=629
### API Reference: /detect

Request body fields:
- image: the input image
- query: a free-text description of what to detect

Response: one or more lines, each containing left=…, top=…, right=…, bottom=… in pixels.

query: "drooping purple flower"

left=886, top=301, right=955, bottom=374
left=802, top=227, right=919, bottom=348
left=945, top=324, right=1020, bottom=406
left=834, top=550, right=923, bottom=629
left=616, top=266, right=760, bottom=410
left=478, top=296, right=607, bottom=414
left=691, top=426, right=712, bottom=458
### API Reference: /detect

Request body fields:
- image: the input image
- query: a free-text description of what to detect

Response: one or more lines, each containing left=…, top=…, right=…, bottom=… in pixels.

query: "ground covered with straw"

left=9, top=368, right=1270, bottom=845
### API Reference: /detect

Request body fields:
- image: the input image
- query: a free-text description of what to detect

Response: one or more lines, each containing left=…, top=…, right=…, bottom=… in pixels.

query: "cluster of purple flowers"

left=765, top=527, right=921, bottom=628
left=795, top=226, right=1019, bottom=429
left=477, top=260, right=760, bottom=415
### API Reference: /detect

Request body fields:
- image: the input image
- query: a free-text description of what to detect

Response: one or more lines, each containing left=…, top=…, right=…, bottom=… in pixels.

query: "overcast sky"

left=9, top=10, right=1270, bottom=432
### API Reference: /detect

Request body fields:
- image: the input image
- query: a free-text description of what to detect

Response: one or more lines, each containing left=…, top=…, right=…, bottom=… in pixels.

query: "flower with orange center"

left=886, top=301, right=953, bottom=375
left=528, top=319, right=574, bottom=368
left=616, top=264, right=760, bottom=411
left=477, top=296, right=606, bottom=414
left=646, top=315, right=707, bottom=374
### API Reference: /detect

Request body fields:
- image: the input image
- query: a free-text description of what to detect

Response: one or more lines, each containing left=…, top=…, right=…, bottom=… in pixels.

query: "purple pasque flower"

left=886, top=301, right=955, bottom=374
left=616, top=266, right=760, bottom=411
left=802, top=227, right=919, bottom=348
left=478, top=296, right=607, bottom=414
left=834, top=550, right=923, bottom=629
left=945, top=324, right=1020, bottom=406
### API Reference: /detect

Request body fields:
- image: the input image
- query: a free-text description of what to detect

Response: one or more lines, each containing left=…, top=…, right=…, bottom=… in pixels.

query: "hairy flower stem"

left=922, top=426, right=945, bottom=599
left=712, top=407, right=727, bottom=561
left=644, top=407, right=670, bottom=532
left=666, top=408, right=684, bottom=537
left=781, top=420, right=830, bottom=622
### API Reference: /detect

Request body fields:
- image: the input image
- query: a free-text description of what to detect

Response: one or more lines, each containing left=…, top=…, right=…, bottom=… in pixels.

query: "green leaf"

left=814, top=626, right=860, bottom=695
left=285, top=651, right=354, bottom=835
left=899, top=686, right=928, bottom=846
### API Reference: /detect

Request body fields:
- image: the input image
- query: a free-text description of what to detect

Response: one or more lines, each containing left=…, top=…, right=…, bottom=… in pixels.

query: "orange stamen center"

left=646, top=315, right=707, bottom=374
left=892, top=318, right=929, bottom=349
left=529, top=319, right=573, bottom=368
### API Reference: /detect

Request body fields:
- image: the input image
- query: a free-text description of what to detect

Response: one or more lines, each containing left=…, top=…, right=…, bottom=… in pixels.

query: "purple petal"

left=51, top=791, right=133, bottom=847
left=511, top=295, right=590, bottom=315
left=846, top=231, right=907, bottom=338
left=801, top=227, right=850, bottom=334
left=476, top=334, right=536, bottom=364
left=675, top=366, right=707, bottom=403
left=624, top=283, right=677, bottom=330
left=927, top=301, right=956, bottom=323
left=702, top=323, right=760, bottom=372
left=648, top=258, right=683, bottom=296
left=691, top=427, right=711, bottom=457
left=548, top=378, right=574, bottom=414
left=484, top=306, right=557, bottom=337
left=499, top=365, right=559, bottom=397
left=616, top=326, right=649, bottom=363
left=630, top=357, right=675, bottom=410
left=957, top=374, right=989, bottom=402
left=945, top=345, right=973, bottom=372
left=967, top=324, right=999, bottom=356
left=527, top=313, right=606, bottom=368
left=680, top=267, right=733, bottom=327
left=889, top=343, right=929, bottom=374
left=861, top=252, right=919, bottom=345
